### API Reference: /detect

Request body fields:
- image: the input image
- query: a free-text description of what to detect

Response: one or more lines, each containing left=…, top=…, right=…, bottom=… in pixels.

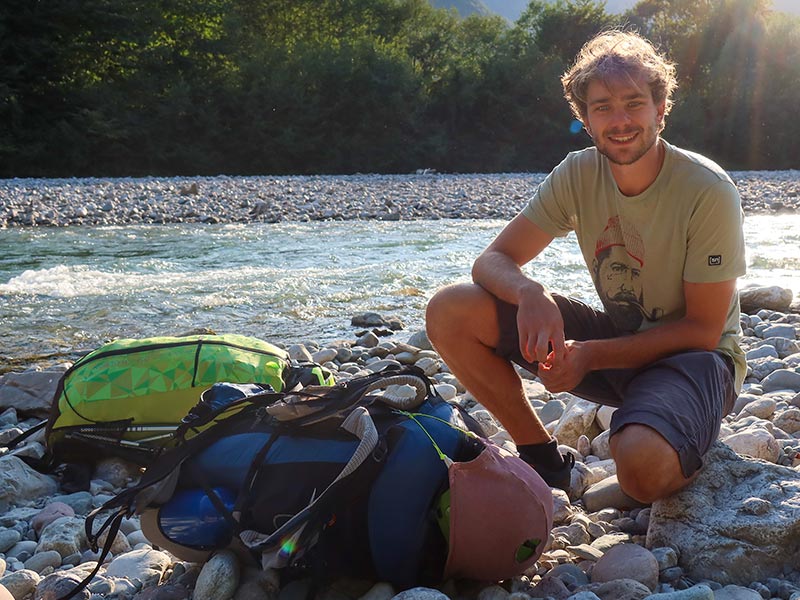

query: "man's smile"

left=608, top=131, right=639, bottom=144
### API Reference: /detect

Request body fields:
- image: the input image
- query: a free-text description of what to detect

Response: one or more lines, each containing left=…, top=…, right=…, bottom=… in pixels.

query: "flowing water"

left=1, top=215, right=798, bottom=368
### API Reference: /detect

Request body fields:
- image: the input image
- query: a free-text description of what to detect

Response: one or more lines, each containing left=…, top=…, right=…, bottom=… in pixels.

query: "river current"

left=1, top=215, right=799, bottom=368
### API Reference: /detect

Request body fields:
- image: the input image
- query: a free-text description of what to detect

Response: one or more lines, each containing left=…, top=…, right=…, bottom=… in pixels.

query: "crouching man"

left=426, top=30, right=746, bottom=503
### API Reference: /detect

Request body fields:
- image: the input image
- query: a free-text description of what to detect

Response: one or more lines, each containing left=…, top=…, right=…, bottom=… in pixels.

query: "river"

left=1, top=215, right=798, bottom=369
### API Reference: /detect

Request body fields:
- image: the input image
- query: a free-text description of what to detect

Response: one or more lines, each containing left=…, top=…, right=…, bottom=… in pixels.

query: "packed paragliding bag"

left=7, top=333, right=333, bottom=469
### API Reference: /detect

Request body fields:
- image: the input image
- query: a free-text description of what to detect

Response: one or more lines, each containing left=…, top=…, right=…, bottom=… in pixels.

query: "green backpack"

left=37, top=333, right=334, bottom=467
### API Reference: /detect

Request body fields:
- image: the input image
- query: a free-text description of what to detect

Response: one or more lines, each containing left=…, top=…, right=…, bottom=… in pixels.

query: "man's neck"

left=609, top=138, right=666, bottom=197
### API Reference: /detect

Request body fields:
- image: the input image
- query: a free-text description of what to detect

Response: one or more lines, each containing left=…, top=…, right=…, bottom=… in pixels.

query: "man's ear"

left=656, top=101, right=666, bottom=125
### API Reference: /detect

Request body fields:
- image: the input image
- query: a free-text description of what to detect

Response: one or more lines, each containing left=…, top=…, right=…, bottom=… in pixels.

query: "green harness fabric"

left=46, top=334, right=293, bottom=455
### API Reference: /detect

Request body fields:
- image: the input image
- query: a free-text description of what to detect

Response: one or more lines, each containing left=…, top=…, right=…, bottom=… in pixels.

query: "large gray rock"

left=590, top=430, right=612, bottom=460
left=713, top=586, right=762, bottom=600
left=720, top=427, right=781, bottom=462
left=406, top=330, right=433, bottom=351
left=0, top=569, right=41, bottom=600
left=390, top=589, right=449, bottom=600
left=745, top=345, right=779, bottom=361
left=760, top=323, right=797, bottom=340
left=774, top=408, right=800, bottom=434
left=552, top=398, right=600, bottom=449
left=193, top=550, right=240, bottom=600
left=740, top=286, right=794, bottom=313
left=0, top=369, right=63, bottom=417
left=735, top=396, right=776, bottom=420
left=36, top=517, right=87, bottom=559
left=591, top=544, right=658, bottom=591
left=748, top=357, right=787, bottom=381
left=751, top=337, right=800, bottom=359
left=34, top=570, right=91, bottom=600
left=644, top=586, right=714, bottom=600
left=646, top=442, right=800, bottom=584
left=761, top=369, right=800, bottom=393
left=582, top=475, right=647, bottom=512
left=24, top=549, right=62, bottom=574
left=104, top=548, right=172, bottom=586
left=0, top=456, right=58, bottom=508
left=0, top=529, right=21, bottom=554
left=580, top=579, right=652, bottom=600
left=233, top=567, right=280, bottom=600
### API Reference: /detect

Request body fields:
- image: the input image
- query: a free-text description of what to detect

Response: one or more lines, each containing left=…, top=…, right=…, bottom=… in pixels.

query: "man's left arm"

left=538, top=278, right=736, bottom=392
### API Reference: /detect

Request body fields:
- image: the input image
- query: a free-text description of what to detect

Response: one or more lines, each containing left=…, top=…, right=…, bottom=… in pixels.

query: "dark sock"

left=518, top=439, right=565, bottom=470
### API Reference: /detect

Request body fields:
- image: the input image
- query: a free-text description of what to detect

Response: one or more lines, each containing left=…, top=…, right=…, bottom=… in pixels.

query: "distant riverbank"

left=1, top=170, right=798, bottom=228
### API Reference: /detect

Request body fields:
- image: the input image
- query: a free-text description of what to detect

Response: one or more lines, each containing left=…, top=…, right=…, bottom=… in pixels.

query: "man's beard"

left=604, top=299, right=645, bottom=332
left=594, top=124, right=659, bottom=166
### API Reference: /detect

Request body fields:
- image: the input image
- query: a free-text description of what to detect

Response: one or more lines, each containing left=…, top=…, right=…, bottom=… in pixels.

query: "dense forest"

left=1, top=0, right=798, bottom=177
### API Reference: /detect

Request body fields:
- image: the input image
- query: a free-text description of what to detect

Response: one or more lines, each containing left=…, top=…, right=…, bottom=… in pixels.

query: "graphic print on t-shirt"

left=591, top=215, right=664, bottom=332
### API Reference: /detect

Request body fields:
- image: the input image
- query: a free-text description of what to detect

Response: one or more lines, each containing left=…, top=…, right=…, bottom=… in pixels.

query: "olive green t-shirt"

left=522, top=139, right=747, bottom=391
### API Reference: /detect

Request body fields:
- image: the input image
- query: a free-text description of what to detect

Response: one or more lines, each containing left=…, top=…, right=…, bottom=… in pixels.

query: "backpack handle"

left=364, top=374, right=428, bottom=410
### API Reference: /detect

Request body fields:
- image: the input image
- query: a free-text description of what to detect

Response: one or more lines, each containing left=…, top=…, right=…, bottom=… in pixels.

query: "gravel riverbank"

left=2, top=170, right=800, bottom=599
left=1, top=170, right=799, bottom=227
left=1, top=287, right=800, bottom=600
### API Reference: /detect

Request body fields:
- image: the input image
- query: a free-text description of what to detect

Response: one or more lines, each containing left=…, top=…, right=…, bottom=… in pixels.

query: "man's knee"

left=426, top=283, right=491, bottom=342
left=610, top=424, right=692, bottom=504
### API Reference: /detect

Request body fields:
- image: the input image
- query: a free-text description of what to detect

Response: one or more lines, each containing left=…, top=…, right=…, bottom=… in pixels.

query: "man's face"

left=583, top=77, right=665, bottom=167
left=595, top=245, right=644, bottom=330
left=597, top=245, right=642, bottom=301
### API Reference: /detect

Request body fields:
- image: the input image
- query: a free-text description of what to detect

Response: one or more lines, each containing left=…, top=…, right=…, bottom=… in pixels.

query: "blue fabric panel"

left=159, top=487, right=237, bottom=547
left=204, top=382, right=266, bottom=411
left=188, top=432, right=359, bottom=490
left=368, top=399, right=465, bottom=586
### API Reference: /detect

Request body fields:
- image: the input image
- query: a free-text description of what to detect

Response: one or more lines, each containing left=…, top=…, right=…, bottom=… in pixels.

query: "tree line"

left=1, top=0, right=797, bottom=177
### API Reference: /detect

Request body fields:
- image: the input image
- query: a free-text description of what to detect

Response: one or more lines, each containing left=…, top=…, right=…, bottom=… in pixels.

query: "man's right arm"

left=471, top=213, right=564, bottom=365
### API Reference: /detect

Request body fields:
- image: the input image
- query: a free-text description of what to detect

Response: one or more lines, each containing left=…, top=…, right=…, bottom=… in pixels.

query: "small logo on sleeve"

left=708, top=255, right=722, bottom=266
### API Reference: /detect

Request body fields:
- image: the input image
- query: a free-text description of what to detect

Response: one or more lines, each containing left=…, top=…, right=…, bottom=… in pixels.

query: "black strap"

left=85, top=502, right=130, bottom=551
left=4, top=419, right=47, bottom=450
left=58, top=508, right=125, bottom=600
left=185, top=461, right=241, bottom=534
left=233, top=429, right=283, bottom=518
left=86, top=404, right=272, bottom=524
left=250, top=435, right=387, bottom=555
left=176, top=386, right=280, bottom=439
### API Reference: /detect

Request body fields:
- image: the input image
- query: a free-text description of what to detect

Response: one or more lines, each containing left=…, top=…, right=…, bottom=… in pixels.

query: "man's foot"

left=529, top=451, right=575, bottom=491
left=518, top=439, right=575, bottom=491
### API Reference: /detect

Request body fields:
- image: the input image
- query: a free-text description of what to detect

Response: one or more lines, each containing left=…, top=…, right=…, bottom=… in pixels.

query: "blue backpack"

left=65, top=366, right=552, bottom=599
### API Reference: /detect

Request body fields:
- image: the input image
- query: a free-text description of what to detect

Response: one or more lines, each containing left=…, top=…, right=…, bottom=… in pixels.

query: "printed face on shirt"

left=593, top=245, right=645, bottom=331
left=583, top=77, right=665, bottom=167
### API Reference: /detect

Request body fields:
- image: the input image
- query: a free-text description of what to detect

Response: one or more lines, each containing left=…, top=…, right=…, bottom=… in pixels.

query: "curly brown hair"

left=561, top=30, right=677, bottom=131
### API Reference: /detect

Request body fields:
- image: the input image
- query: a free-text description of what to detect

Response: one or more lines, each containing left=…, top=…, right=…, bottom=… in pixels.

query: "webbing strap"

left=185, top=461, right=241, bottom=534
left=58, top=507, right=125, bottom=600
left=243, top=407, right=380, bottom=554
left=4, top=419, right=46, bottom=449
left=233, top=430, right=284, bottom=519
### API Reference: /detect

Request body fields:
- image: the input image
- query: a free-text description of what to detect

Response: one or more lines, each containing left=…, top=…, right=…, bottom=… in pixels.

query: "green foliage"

left=517, top=0, right=619, bottom=64
left=627, top=0, right=800, bottom=169
left=430, top=0, right=492, bottom=18
left=1, top=0, right=799, bottom=176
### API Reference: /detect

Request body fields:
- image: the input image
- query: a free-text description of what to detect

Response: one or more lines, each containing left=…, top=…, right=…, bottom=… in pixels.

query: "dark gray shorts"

left=495, top=294, right=736, bottom=477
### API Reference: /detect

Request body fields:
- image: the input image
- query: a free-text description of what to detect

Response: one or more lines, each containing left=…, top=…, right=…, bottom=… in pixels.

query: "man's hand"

left=472, top=213, right=561, bottom=364
left=517, top=288, right=566, bottom=365
left=537, top=340, right=592, bottom=393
